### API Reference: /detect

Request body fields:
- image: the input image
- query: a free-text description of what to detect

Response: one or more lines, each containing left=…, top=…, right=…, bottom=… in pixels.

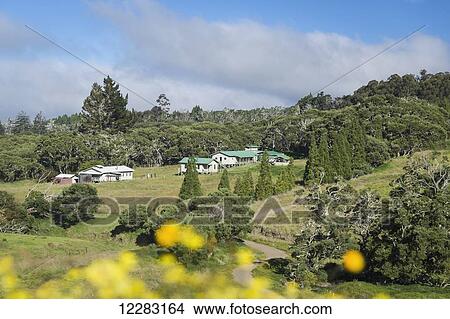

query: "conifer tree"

left=11, top=111, right=31, bottom=134
left=274, top=169, right=290, bottom=194
left=330, top=130, right=352, bottom=180
left=347, top=119, right=368, bottom=175
left=255, top=151, right=274, bottom=200
left=234, top=176, right=243, bottom=195
left=218, top=169, right=230, bottom=190
left=285, top=157, right=296, bottom=188
left=242, top=170, right=254, bottom=197
left=303, top=131, right=319, bottom=183
left=32, top=111, right=47, bottom=135
left=179, top=157, right=203, bottom=199
left=81, top=76, right=133, bottom=133
left=317, top=131, right=334, bottom=182
left=0, top=121, right=5, bottom=135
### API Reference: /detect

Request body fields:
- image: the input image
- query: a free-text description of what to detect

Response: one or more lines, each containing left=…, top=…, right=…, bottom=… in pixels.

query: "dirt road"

left=232, top=239, right=288, bottom=286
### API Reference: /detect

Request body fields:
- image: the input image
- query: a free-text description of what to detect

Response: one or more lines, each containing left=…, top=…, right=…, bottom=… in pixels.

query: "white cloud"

left=0, top=0, right=449, bottom=120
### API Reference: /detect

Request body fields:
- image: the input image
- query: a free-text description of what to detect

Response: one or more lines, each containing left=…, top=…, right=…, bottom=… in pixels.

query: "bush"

left=23, top=191, right=50, bottom=218
left=0, top=191, right=34, bottom=233
left=51, top=184, right=100, bottom=228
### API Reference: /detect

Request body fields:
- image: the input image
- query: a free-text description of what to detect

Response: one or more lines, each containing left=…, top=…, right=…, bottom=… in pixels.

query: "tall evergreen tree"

left=242, top=170, right=254, bottom=197
left=218, top=169, right=230, bottom=190
left=234, top=176, right=243, bottom=195
left=303, top=131, right=320, bottom=183
left=330, top=130, right=352, bottom=180
left=32, top=111, right=47, bottom=135
left=81, top=76, right=133, bottom=133
left=179, top=157, right=203, bottom=199
left=11, top=111, right=31, bottom=134
left=255, top=151, right=274, bottom=200
left=285, top=157, right=296, bottom=187
left=274, top=169, right=290, bottom=194
left=0, top=121, right=5, bottom=135
left=347, top=119, right=368, bottom=175
left=317, top=131, right=334, bottom=182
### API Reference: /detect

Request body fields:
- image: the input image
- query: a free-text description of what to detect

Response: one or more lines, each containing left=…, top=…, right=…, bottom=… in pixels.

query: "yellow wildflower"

left=343, top=250, right=365, bottom=274
left=235, top=247, right=254, bottom=266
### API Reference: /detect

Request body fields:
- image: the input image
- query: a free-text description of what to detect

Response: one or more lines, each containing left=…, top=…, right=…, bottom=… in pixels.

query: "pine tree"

left=234, top=176, right=243, bottom=195
left=218, top=169, right=230, bottom=190
left=179, top=157, right=203, bottom=199
left=347, top=119, right=368, bottom=175
left=255, top=151, right=274, bottom=200
left=242, top=170, right=254, bottom=197
left=81, top=77, right=133, bottom=133
left=317, top=131, right=333, bottom=182
left=303, top=131, right=320, bottom=183
left=285, top=157, right=296, bottom=188
left=32, top=111, right=47, bottom=135
left=11, top=111, right=31, bottom=134
left=0, top=121, right=5, bottom=135
left=274, top=169, right=290, bottom=194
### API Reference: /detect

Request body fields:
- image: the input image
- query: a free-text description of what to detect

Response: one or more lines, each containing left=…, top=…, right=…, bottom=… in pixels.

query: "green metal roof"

left=215, top=150, right=258, bottom=158
left=263, top=151, right=291, bottom=160
left=178, top=157, right=216, bottom=165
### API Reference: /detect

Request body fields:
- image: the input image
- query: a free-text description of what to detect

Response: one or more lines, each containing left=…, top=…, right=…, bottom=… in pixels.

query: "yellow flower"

left=235, top=247, right=254, bottom=266
left=179, top=226, right=205, bottom=250
left=373, top=292, right=390, bottom=299
left=2, top=274, right=17, bottom=290
left=343, top=250, right=365, bottom=274
left=159, top=253, right=177, bottom=265
left=118, top=251, right=138, bottom=271
left=0, top=256, right=13, bottom=274
left=284, top=281, right=299, bottom=298
left=155, top=224, right=180, bottom=247
left=164, top=264, right=186, bottom=284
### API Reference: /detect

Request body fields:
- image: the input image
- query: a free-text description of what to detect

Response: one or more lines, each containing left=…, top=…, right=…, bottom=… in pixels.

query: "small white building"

left=78, top=165, right=134, bottom=183
left=54, top=174, right=78, bottom=185
left=178, top=157, right=219, bottom=174
left=212, top=151, right=258, bottom=168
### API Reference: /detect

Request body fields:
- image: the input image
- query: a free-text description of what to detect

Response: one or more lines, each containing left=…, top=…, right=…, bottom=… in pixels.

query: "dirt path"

left=232, top=239, right=288, bottom=286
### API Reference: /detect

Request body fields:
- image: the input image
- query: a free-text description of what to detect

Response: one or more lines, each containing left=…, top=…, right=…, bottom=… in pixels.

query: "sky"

left=0, top=0, right=449, bottom=120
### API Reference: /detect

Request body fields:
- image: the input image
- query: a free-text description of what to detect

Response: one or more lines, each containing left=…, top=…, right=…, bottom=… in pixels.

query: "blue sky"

left=0, top=0, right=449, bottom=119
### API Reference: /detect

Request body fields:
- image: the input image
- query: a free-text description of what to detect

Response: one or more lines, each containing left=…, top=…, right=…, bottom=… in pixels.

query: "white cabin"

left=178, top=157, right=219, bottom=174
left=212, top=151, right=258, bottom=168
left=78, top=165, right=134, bottom=183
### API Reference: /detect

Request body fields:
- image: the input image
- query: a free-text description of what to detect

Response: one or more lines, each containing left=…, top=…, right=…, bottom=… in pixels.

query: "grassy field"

left=1, top=151, right=449, bottom=297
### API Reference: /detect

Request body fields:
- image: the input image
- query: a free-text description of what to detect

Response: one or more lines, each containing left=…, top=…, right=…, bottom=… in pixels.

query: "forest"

left=0, top=71, right=449, bottom=183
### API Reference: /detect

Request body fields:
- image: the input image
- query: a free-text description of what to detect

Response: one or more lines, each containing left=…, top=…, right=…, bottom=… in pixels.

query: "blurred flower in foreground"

left=235, top=247, right=254, bottom=266
left=343, top=250, right=365, bottom=274
left=155, top=223, right=205, bottom=249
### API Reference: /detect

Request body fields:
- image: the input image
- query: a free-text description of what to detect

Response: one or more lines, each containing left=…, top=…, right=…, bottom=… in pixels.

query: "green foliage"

left=179, top=157, right=203, bottom=200
left=364, top=154, right=450, bottom=286
left=0, top=191, right=33, bottom=233
left=218, top=169, right=230, bottom=190
left=330, top=131, right=352, bottom=180
left=51, top=184, right=100, bottom=228
left=235, top=170, right=255, bottom=197
left=255, top=151, right=274, bottom=200
left=317, top=131, right=334, bottom=182
left=36, top=133, right=93, bottom=173
left=23, top=191, right=50, bottom=219
left=32, top=112, right=47, bottom=135
left=80, top=77, right=133, bottom=133
left=303, top=131, right=320, bottom=183
left=11, top=111, right=32, bottom=134
left=0, top=121, right=5, bottom=135
left=0, top=135, right=45, bottom=182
